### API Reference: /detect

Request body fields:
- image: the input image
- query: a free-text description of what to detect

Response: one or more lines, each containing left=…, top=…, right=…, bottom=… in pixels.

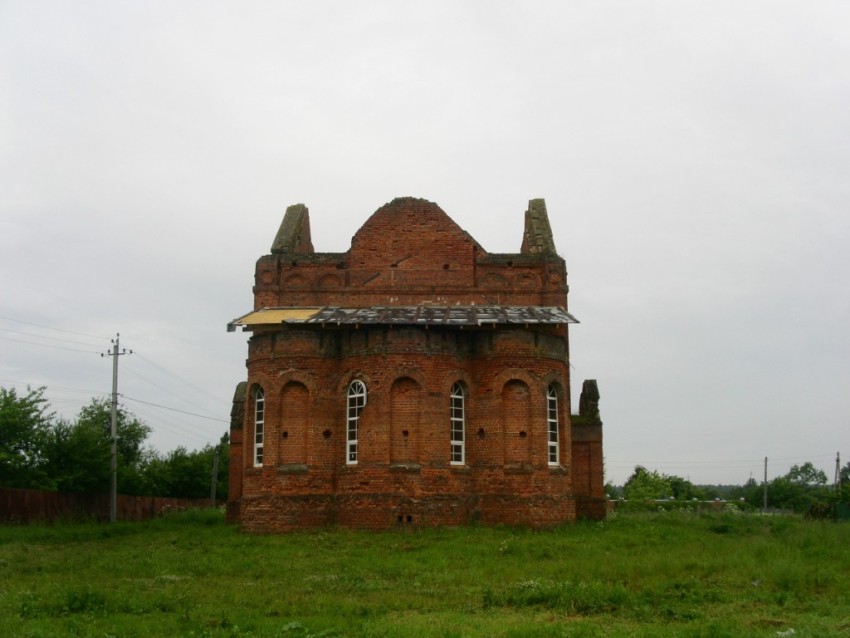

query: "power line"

left=127, top=402, right=222, bottom=444
left=0, top=326, right=104, bottom=348
left=123, top=364, right=222, bottom=419
left=1, top=314, right=228, bottom=417
left=125, top=402, right=210, bottom=439
left=0, top=376, right=221, bottom=450
left=133, top=352, right=221, bottom=401
left=120, top=395, right=229, bottom=423
left=0, top=377, right=104, bottom=395
left=0, top=373, right=226, bottom=436
left=0, top=314, right=105, bottom=341
left=0, top=335, right=100, bottom=354
left=606, top=453, right=837, bottom=468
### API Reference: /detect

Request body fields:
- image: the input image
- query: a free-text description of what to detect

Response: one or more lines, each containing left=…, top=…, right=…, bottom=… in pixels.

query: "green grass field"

left=0, top=509, right=847, bottom=637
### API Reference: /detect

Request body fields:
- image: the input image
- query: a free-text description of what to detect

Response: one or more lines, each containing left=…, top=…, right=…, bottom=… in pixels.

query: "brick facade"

left=228, top=197, right=604, bottom=532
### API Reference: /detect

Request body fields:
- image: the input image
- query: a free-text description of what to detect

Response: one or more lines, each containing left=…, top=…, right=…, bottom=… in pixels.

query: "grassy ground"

left=0, top=509, right=848, bottom=637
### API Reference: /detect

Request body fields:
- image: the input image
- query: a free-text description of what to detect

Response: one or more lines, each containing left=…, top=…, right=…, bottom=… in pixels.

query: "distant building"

left=227, top=197, right=604, bottom=531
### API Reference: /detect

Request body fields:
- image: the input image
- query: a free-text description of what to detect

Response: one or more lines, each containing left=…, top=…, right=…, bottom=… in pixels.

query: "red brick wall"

left=390, top=377, right=420, bottom=464
left=503, top=380, right=532, bottom=466
left=280, top=382, right=308, bottom=464
left=230, top=198, right=604, bottom=531
left=253, top=199, right=567, bottom=310
left=233, top=329, right=580, bottom=531
left=571, top=420, right=606, bottom=520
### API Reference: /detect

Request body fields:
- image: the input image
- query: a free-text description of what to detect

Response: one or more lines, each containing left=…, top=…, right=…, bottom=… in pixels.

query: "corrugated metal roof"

left=227, top=308, right=322, bottom=329
left=228, top=306, right=578, bottom=331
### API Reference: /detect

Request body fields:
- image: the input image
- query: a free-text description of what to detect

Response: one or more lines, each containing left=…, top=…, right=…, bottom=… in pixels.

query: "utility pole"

left=763, top=457, right=768, bottom=514
left=101, top=334, right=132, bottom=523
left=835, top=452, right=841, bottom=497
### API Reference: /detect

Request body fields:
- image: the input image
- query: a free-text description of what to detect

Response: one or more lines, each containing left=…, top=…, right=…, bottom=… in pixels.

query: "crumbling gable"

left=271, top=204, right=314, bottom=255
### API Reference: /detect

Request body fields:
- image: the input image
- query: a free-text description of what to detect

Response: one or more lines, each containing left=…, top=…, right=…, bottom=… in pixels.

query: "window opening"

left=254, top=387, right=265, bottom=467
left=347, top=380, right=367, bottom=464
left=547, top=385, right=559, bottom=465
left=450, top=382, right=465, bottom=465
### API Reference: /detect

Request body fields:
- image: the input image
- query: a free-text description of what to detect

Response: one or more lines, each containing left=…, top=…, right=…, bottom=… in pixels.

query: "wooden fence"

left=0, top=487, right=217, bottom=523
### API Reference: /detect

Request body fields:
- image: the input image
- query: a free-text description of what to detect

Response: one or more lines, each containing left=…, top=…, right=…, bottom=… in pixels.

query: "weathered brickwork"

left=228, top=197, right=605, bottom=531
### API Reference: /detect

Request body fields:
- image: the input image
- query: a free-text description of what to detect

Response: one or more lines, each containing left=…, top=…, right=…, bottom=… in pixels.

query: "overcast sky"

left=2, top=1, right=848, bottom=485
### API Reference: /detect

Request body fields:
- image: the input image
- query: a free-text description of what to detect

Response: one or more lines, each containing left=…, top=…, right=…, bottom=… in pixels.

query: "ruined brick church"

left=227, top=197, right=604, bottom=532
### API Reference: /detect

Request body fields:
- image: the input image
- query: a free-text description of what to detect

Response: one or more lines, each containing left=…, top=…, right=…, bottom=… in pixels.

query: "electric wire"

left=606, top=453, right=837, bottom=469
left=0, top=326, right=105, bottom=348
left=0, top=377, right=104, bottom=396
left=122, top=364, right=222, bottom=419
left=0, top=335, right=100, bottom=354
left=0, top=314, right=106, bottom=341
left=122, top=399, right=225, bottom=436
left=120, top=395, right=229, bottom=423
left=133, top=352, right=221, bottom=402
left=124, top=401, right=220, bottom=447
left=0, top=316, right=226, bottom=450
left=1, top=364, right=225, bottom=447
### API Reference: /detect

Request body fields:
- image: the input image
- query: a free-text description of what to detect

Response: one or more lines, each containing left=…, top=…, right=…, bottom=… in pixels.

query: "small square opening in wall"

left=282, top=431, right=288, bottom=439
left=406, top=515, right=413, bottom=523
left=397, top=515, right=404, bottom=523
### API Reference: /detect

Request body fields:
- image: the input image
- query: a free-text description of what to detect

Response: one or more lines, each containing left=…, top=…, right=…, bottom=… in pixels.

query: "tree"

left=0, top=386, right=54, bottom=489
left=737, top=477, right=763, bottom=507
left=766, top=477, right=808, bottom=512
left=786, top=462, right=828, bottom=487
left=141, top=432, right=229, bottom=499
left=603, top=481, right=621, bottom=499
left=41, top=417, right=111, bottom=493
left=144, top=446, right=209, bottom=498
left=77, top=399, right=152, bottom=494
left=40, top=399, right=152, bottom=495
left=623, top=466, right=673, bottom=500
left=667, top=475, right=706, bottom=501
left=2, top=388, right=230, bottom=500
left=756, top=462, right=833, bottom=513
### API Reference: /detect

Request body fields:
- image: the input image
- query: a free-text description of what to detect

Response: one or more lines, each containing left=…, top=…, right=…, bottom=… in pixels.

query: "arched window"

left=253, top=387, right=265, bottom=467
left=347, top=380, right=367, bottom=464
left=450, top=382, right=465, bottom=465
left=547, top=385, right=559, bottom=465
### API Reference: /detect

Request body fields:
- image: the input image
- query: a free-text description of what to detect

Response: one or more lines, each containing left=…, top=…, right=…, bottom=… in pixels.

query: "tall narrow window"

left=547, top=385, right=559, bottom=465
left=347, top=380, right=366, bottom=464
left=450, top=382, right=465, bottom=465
left=253, top=387, right=265, bottom=467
